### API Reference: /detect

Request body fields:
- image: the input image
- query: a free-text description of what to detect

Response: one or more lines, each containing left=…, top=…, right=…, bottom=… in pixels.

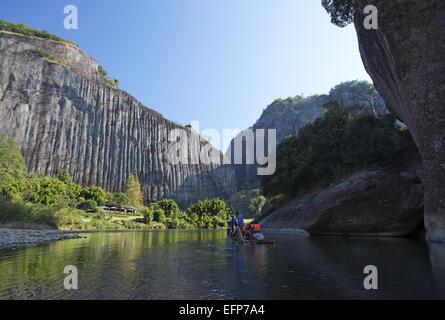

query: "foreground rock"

left=0, top=228, right=83, bottom=249
left=261, top=170, right=424, bottom=236
left=354, top=1, right=445, bottom=241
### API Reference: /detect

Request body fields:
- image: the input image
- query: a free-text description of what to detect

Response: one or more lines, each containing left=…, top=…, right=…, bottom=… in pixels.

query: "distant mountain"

left=226, top=80, right=388, bottom=187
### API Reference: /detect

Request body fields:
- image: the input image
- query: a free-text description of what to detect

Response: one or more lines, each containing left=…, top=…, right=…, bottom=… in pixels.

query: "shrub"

left=153, top=208, right=166, bottom=224
left=228, top=189, right=266, bottom=217
left=98, top=65, right=108, bottom=77
left=156, top=199, right=180, bottom=217
left=24, top=203, right=63, bottom=228
left=57, top=169, right=81, bottom=199
left=80, top=186, right=107, bottom=206
left=0, top=20, right=77, bottom=46
left=0, top=134, right=27, bottom=199
left=112, top=192, right=130, bottom=206
left=26, top=175, right=70, bottom=205
left=0, top=196, right=30, bottom=223
left=78, top=199, right=98, bottom=212
left=185, top=198, right=231, bottom=228
left=141, top=206, right=154, bottom=224
left=55, top=208, right=84, bottom=230
left=186, top=198, right=230, bottom=218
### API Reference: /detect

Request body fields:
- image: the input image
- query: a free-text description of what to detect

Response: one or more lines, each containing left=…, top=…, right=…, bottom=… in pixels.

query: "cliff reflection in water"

left=0, top=230, right=444, bottom=299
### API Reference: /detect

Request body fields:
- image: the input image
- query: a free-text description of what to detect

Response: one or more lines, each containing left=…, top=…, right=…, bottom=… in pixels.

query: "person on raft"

left=237, top=212, right=244, bottom=230
left=228, top=212, right=245, bottom=243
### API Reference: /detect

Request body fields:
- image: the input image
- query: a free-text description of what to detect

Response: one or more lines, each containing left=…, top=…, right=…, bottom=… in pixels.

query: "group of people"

left=227, top=212, right=265, bottom=243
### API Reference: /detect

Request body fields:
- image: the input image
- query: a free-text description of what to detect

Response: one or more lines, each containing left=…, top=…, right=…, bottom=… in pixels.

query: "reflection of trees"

left=0, top=230, right=230, bottom=299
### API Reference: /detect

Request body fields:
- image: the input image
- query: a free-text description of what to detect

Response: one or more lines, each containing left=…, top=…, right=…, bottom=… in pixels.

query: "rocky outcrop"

left=226, top=81, right=387, bottom=185
left=0, top=31, right=236, bottom=206
left=261, top=170, right=424, bottom=236
left=227, top=95, right=327, bottom=185
left=0, top=228, right=82, bottom=249
left=354, top=0, right=445, bottom=241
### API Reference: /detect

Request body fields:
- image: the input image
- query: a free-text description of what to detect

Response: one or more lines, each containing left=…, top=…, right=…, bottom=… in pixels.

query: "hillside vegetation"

left=261, top=102, right=417, bottom=205
left=0, top=20, right=77, bottom=46
left=0, top=135, right=232, bottom=230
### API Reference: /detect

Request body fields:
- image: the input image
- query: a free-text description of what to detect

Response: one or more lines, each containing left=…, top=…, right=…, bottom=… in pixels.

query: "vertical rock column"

left=354, top=0, right=445, bottom=241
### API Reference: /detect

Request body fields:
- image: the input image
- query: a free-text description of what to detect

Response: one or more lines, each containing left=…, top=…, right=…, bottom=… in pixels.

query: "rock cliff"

left=227, top=80, right=387, bottom=185
left=0, top=31, right=236, bottom=206
left=261, top=169, right=424, bottom=236
left=354, top=0, right=445, bottom=241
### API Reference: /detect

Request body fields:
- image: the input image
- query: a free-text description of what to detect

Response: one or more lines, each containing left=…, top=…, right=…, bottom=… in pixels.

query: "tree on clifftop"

left=321, top=0, right=356, bottom=27
left=126, top=174, right=144, bottom=208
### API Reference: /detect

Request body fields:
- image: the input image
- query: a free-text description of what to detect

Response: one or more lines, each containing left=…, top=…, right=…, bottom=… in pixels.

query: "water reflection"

left=0, top=230, right=444, bottom=299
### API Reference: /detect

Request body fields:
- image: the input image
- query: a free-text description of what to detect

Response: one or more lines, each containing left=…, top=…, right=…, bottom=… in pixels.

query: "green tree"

left=57, top=169, right=81, bottom=199
left=153, top=208, right=166, bottom=224
left=141, top=206, right=154, bottom=224
left=228, top=189, right=267, bottom=217
left=80, top=186, right=107, bottom=206
left=0, top=135, right=27, bottom=198
left=156, top=199, right=180, bottom=217
left=113, top=192, right=130, bottom=206
left=125, top=174, right=144, bottom=208
left=186, top=198, right=231, bottom=228
left=78, top=199, right=98, bottom=212
left=249, top=195, right=267, bottom=216
left=321, top=0, right=356, bottom=28
left=26, top=175, right=70, bottom=205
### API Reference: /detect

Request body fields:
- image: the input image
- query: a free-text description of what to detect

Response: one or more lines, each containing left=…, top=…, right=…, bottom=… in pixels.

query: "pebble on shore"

left=0, top=228, right=84, bottom=249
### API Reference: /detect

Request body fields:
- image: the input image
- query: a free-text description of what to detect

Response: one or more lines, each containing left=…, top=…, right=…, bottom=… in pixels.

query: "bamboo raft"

left=254, top=240, right=275, bottom=245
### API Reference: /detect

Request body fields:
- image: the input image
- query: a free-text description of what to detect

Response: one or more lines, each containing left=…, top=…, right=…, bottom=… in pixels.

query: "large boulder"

left=353, top=0, right=445, bottom=241
left=261, top=170, right=424, bottom=236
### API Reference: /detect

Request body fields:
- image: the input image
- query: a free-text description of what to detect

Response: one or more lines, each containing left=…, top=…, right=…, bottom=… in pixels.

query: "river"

left=0, top=230, right=444, bottom=299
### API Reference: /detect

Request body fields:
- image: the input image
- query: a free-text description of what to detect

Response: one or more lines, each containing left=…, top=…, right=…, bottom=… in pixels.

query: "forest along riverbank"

left=0, top=228, right=83, bottom=249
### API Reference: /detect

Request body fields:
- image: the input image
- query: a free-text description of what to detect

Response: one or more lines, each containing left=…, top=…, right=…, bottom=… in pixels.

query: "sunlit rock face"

left=0, top=32, right=236, bottom=206
left=354, top=0, right=445, bottom=241
left=226, top=81, right=387, bottom=186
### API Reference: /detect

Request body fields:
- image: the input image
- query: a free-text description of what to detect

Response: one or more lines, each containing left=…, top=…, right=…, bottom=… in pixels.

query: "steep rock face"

left=227, top=95, right=327, bottom=185
left=260, top=169, right=424, bottom=236
left=0, top=32, right=236, bottom=206
left=354, top=0, right=445, bottom=241
left=227, top=81, right=387, bottom=185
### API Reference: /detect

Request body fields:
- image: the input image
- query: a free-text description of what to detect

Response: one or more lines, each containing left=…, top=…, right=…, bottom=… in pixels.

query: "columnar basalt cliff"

left=0, top=31, right=236, bottom=205
left=354, top=0, right=445, bottom=241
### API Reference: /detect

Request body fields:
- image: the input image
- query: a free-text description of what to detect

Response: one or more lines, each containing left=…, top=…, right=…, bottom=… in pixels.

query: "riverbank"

left=0, top=228, right=84, bottom=249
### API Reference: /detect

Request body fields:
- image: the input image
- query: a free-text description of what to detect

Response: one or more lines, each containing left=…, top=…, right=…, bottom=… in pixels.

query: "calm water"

left=0, top=230, right=445, bottom=300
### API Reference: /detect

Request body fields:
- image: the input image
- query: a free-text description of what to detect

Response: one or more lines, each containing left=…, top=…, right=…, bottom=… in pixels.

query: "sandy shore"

left=0, top=228, right=84, bottom=249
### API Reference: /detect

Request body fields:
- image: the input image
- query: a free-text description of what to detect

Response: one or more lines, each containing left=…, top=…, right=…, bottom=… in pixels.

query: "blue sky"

left=1, top=0, right=370, bottom=146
